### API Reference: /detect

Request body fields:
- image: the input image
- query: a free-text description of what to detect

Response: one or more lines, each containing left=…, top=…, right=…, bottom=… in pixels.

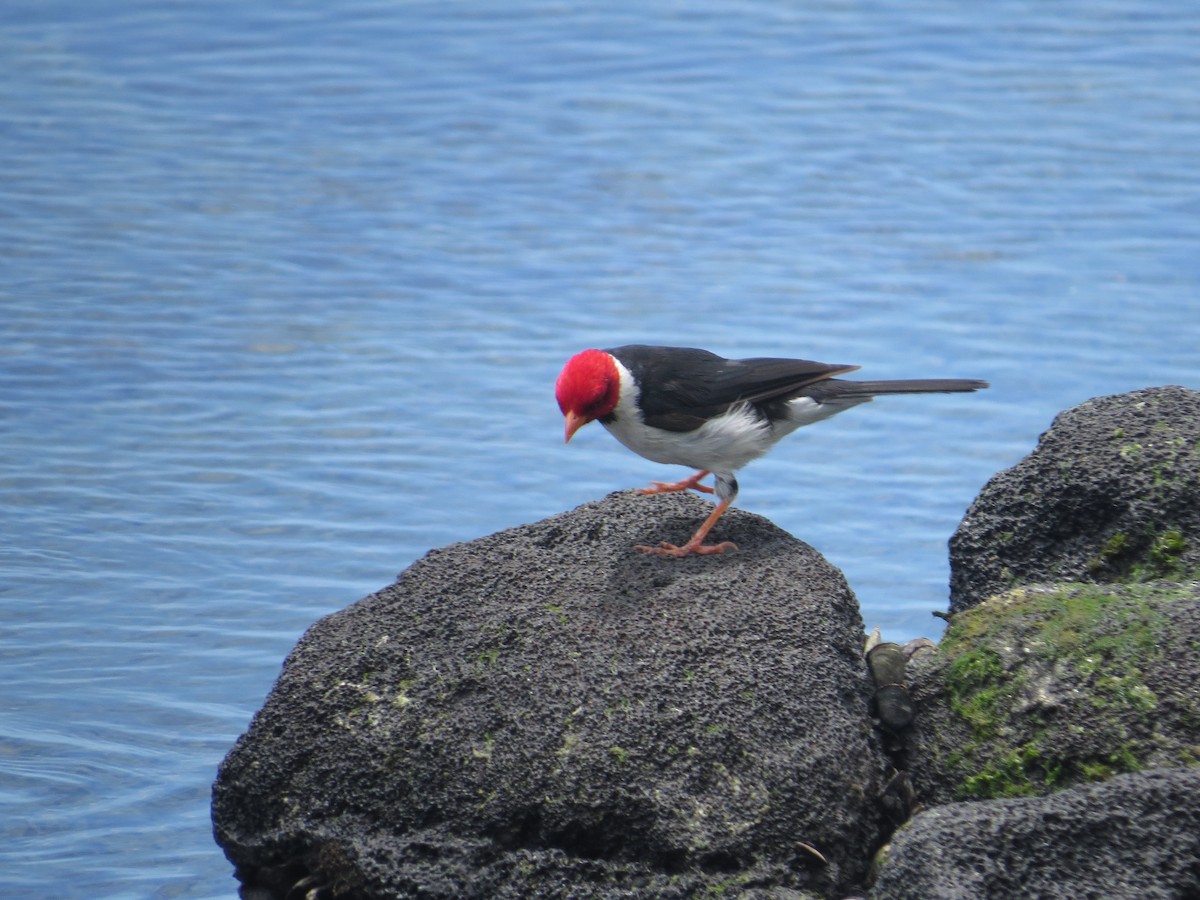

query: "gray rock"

left=212, top=490, right=887, bottom=899
left=870, top=768, right=1200, bottom=899
left=904, top=581, right=1200, bottom=808
left=949, top=386, right=1200, bottom=612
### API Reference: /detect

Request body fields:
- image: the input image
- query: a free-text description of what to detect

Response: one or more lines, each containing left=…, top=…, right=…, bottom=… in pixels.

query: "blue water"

left=2, top=1, right=1197, bottom=895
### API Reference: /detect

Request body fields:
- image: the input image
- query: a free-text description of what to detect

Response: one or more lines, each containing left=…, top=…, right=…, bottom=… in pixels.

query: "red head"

left=555, top=349, right=621, bottom=443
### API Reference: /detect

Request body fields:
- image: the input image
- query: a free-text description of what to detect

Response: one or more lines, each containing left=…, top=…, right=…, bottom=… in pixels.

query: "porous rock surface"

left=950, top=386, right=1200, bottom=612
left=879, top=384, right=1200, bottom=898
left=213, top=490, right=889, bottom=899
left=903, top=581, right=1200, bottom=808
left=871, top=767, right=1200, bottom=899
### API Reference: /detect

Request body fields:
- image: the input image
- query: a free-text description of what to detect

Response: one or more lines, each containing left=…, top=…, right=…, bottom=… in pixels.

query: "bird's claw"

left=634, top=540, right=738, bottom=558
left=636, top=478, right=715, bottom=496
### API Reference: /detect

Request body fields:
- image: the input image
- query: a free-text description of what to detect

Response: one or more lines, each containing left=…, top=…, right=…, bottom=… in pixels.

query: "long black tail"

left=809, top=378, right=988, bottom=400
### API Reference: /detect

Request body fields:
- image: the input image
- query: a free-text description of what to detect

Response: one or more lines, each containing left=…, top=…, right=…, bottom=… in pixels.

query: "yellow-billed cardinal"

left=555, top=344, right=987, bottom=558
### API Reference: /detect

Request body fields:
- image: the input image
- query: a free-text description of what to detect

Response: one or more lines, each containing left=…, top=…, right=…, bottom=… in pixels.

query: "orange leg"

left=636, top=469, right=715, bottom=495
left=634, top=496, right=738, bottom=558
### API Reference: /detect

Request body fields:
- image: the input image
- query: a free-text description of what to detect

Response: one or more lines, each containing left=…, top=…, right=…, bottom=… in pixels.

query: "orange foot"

left=634, top=539, right=738, bottom=558
left=636, top=469, right=714, bottom=495
left=633, top=495, right=736, bottom=558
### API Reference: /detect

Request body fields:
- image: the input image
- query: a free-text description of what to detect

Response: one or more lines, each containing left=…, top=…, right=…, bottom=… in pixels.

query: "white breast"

left=600, top=359, right=777, bottom=473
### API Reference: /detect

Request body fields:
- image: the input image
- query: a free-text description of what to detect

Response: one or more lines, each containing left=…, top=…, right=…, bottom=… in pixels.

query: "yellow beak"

left=564, top=410, right=589, bottom=443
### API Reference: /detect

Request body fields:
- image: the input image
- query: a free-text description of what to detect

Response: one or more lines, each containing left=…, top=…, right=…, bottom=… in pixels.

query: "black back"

left=607, top=345, right=858, bottom=432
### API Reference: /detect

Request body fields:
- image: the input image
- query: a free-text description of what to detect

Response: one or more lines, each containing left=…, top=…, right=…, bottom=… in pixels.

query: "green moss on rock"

left=910, top=581, right=1200, bottom=804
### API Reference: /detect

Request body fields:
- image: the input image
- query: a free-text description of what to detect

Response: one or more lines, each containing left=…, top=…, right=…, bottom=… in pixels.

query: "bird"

left=555, top=344, right=988, bottom=558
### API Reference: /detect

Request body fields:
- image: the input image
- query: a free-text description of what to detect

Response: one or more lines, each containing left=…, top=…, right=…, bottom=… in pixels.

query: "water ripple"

left=2, top=0, right=1198, bottom=895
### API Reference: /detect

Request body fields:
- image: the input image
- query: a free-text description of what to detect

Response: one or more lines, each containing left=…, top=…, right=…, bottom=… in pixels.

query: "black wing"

left=607, top=345, right=859, bottom=432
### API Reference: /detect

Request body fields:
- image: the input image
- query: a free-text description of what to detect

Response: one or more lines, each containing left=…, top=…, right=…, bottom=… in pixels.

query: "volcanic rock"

left=949, top=386, right=1200, bottom=611
left=213, top=490, right=889, bottom=899
left=871, top=767, right=1200, bottom=899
